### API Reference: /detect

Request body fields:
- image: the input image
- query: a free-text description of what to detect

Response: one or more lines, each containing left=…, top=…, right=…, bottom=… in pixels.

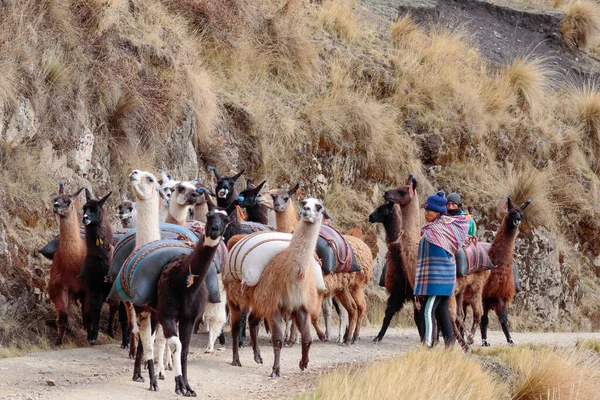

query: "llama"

left=155, top=193, right=231, bottom=395
left=479, top=196, right=530, bottom=346
left=269, top=185, right=373, bottom=345
left=239, top=180, right=269, bottom=225
left=225, top=198, right=328, bottom=377
left=368, top=201, right=417, bottom=343
left=383, top=175, right=425, bottom=341
left=48, top=182, right=86, bottom=345
left=80, top=189, right=121, bottom=345
left=192, top=180, right=211, bottom=224
left=127, top=169, right=167, bottom=385
left=165, top=181, right=203, bottom=226
left=117, top=191, right=137, bottom=228
left=209, top=166, right=244, bottom=208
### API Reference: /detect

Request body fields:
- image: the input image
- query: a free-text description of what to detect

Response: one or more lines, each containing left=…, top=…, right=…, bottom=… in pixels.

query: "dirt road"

left=1, top=327, right=598, bottom=400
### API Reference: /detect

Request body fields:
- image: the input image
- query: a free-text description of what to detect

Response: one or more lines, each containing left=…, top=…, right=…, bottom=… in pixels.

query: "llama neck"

left=285, top=218, right=321, bottom=276
left=193, top=203, right=208, bottom=224
left=245, top=204, right=269, bottom=225
left=275, top=200, right=299, bottom=233
left=488, top=219, right=519, bottom=267
left=59, top=207, right=84, bottom=251
left=217, top=189, right=237, bottom=209
left=384, top=205, right=403, bottom=244
left=135, top=196, right=161, bottom=249
left=166, top=202, right=190, bottom=226
left=399, top=192, right=420, bottom=288
left=188, top=235, right=220, bottom=278
left=84, top=217, right=113, bottom=258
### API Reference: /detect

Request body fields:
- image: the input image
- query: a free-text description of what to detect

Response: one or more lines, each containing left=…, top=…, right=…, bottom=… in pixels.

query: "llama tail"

left=346, top=227, right=363, bottom=239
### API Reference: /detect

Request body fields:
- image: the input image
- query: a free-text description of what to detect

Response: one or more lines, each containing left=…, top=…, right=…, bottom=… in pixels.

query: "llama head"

left=52, top=182, right=85, bottom=218
left=383, top=174, right=418, bottom=206
left=172, top=181, right=203, bottom=206
left=238, top=179, right=267, bottom=209
left=299, top=198, right=331, bottom=224
left=211, top=167, right=245, bottom=201
left=368, top=201, right=396, bottom=224
left=504, top=196, right=531, bottom=228
left=204, top=191, right=232, bottom=241
left=82, top=191, right=112, bottom=226
left=117, top=191, right=136, bottom=225
left=129, top=170, right=166, bottom=202
left=270, top=182, right=301, bottom=213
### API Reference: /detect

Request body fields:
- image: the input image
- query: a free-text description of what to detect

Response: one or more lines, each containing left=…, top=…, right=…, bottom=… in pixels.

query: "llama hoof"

left=218, top=334, right=226, bottom=345
left=148, top=382, right=159, bottom=392
left=508, top=340, right=514, bottom=346
left=167, top=364, right=173, bottom=371
left=159, top=372, right=165, bottom=380
left=204, top=348, right=214, bottom=354
left=129, top=352, right=136, bottom=360
left=55, top=339, right=63, bottom=346
left=121, top=343, right=129, bottom=349
left=351, top=337, right=360, bottom=344
left=232, top=359, right=242, bottom=367
left=88, top=340, right=96, bottom=346
left=299, top=359, right=309, bottom=371
left=254, top=354, right=263, bottom=364
left=373, top=336, right=382, bottom=343
left=132, top=375, right=145, bottom=383
left=269, top=368, right=281, bottom=378
left=467, top=336, right=474, bottom=346
left=482, top=341, right=490, bottom=347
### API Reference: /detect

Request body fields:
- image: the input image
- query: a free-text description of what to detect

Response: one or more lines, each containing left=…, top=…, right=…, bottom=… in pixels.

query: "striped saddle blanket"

left=455, top=242, right=495, bottom=277
left=317, top=225, right=361, bottom=274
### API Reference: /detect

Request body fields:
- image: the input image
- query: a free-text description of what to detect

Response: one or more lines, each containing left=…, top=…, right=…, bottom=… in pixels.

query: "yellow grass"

left=317, top=0, right=358, bottom=42
left=296, top=347, right=508, bottom=400
left=561, top=0, right=600, bottom=49
left=568, top=83, right=600, bottom=173
left=390, top=14, right=419, bottom=44
left=504, top=56, right=553, bottom=114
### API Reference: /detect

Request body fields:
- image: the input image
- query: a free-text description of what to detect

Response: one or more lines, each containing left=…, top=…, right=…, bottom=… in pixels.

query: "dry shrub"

left=576, top=339, right=600, bottom=353
left=567, top=82, right=600, bottom=173
left=297, top=347, right=508, bottom=400
left=561, top=0, right=600, bottom=49
left=390, top=14, right=418, bottom=44
left=317, top=0, right=358, bottom=42
left=504, top=56, right=553, bottom=114
left=495, top=346, right=600, bottom=400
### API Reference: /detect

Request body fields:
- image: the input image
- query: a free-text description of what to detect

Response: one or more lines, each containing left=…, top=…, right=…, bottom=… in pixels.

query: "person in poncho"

left=414, top=191, right=469, bottom=347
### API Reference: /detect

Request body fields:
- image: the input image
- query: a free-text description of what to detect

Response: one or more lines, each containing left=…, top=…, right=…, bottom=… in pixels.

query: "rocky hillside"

left=0, top=0, right=599, bottom=345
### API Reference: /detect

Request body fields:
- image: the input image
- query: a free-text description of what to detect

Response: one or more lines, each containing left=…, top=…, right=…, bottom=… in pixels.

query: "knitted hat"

left=424, top=190, right=447, bottom=214
left=446, top=192, right=462, bottom=206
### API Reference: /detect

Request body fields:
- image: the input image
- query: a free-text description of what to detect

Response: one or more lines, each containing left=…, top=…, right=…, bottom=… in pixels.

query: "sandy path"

left=1, top=327, right=598, bottom=400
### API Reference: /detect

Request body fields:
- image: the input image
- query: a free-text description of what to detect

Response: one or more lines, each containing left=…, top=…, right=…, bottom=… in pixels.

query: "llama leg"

left=295, top=308, right=312, bottom=371
left=178, top=318, right=196, bottom=397
left=166, top=338, right=173, bottom=371
left=495, top=300, right=513, bottom=344
left=481, top=305, right=490, bottom=347
left=446, top=295, right=465, bottom=350
left=205, top=314, right=216, bottom=354
left=268, top=310, right=284, bottom=378
left=138, top=311, right=158, bottom=391
left=468, top=298, right=483, bottom=346
left=337, top=300, right=349, bottom=344
left=229, top=302, right=243, bottom=367
left=88, top=291, right=104, bottom=345
left=239, top=307, right=249, bottom=348
left=351, top=286, right=367, bottom=344
left=311, top=305, right=327, bottom=343
left=248, top=312, right=263, bottom=364
left=127, top=303, right=138, bottom=358
left=107, top=299, right=119, bottom=338
left=118, top=302, right=130, bottom=349
left=162, top=320, right=184, bottom=396
left=335, top=290, right=357, bottom=346
left=54, top=290, right=70, bottom=346
left=155, top=325, right=167, bottom=380
left=414, top=304, right=425, bottom=343
left=133, top=338, right=144, bottom=382
left=283, top=316, right=292, bottom=345
left=374, top=291, right=402, bottom=343
left=321, top=295, right=333, bottom=341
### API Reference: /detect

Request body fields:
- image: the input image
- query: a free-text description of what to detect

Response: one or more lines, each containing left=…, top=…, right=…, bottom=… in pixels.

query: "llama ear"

left=208, top=166, right=221, bottom=181
left=84, top=187, right=92, bottom=202
left=204, top=191, right=215, bottom=210
left=246, top=179, right=254, bottom=190
left=323, top=208, right=333, bottom=221
left=520, top=199, right=531, bottom=210
left=158, top=186, right=168, bottom=201
left=99, top=191, right=112, bottom=207
left=232, top=169, right=245, bottom=183
left=288, top=181, right=301, bottom=197
left=505, top=196, right=513, bottom=211
left=72, top=187, right=85, bottom=201
left=58, top=180, right=64, bottom=195
left=255, top=180, right=266, bottom=193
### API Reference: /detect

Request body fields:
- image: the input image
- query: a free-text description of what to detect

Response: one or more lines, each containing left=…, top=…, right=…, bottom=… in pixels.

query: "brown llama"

left=269, top=184, right=374, bottom=344
left=224, top=198, right=329, bottom=377
left=383, top=174, right=425, bottom=341
left=117, top=191, right=137, bottom=228
left=48, top=182, right=86, bottom=345
left=479, top=196, right=530, bottom=346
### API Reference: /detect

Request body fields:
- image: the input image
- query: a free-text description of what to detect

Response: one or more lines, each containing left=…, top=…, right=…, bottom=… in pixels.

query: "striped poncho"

left=414, top=215, right=470, bottom=296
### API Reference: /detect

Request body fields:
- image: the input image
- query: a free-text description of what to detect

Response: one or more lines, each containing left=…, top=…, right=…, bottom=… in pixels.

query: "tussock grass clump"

left=390, top=14, right=418, bottom=44
left=317, top=0, right=358, bottom=42
left=489, top=346, right=600, bottom=400
left=567, top=83, right=600, bottom=173
left=504, top=56, right=553, bottom=114
left=576, top=339, right=600, bottom=353
left=297, top=347, right=508, bottom=400
left=561, top=0, right=600, bottom=49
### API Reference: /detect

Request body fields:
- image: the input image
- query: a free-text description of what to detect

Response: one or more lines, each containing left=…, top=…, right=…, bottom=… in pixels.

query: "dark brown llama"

left=156, top=192, right=231, bottom=395
left=479, top=196, right=530, bottom=346
left=48, top=182, right=86, bottom=345
left=80, top=189, right=121, bottom=345
left=239, top=180, right=269, bottom=225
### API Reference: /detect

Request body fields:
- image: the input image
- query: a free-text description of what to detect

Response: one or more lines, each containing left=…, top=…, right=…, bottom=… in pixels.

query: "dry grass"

left=484, top=345, right=600, bottom=400
left=567, top=82, right=600, bottom=173
left=296, top=347, right=508, bottom=400
left=576, top=339, right=600, bottom=353
left=317, top=0, right=359, bottom=42
left=504, top=56, right=553, bottom=115
left=390, top=14, right=419, bottom=44
left=561, top=0, right=600, bottom=49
